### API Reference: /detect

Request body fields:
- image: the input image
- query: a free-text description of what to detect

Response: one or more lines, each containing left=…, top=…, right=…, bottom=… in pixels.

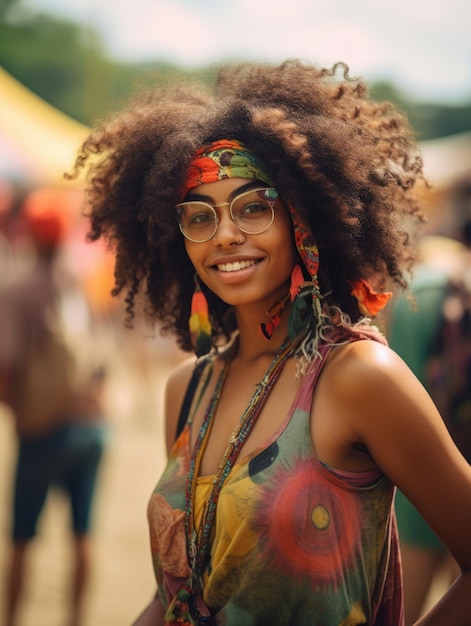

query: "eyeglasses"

left=176, top=187, right=278, bottom=243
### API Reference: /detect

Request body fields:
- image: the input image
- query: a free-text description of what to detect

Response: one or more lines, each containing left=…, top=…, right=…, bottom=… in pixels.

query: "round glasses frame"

left=176, top=187, right=278, bottom=243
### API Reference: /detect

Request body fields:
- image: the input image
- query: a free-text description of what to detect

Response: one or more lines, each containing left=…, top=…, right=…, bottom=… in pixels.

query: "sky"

left=21, top=0, right=471, bottom=104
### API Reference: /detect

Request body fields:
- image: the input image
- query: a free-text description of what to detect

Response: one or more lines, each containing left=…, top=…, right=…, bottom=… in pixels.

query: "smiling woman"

left=69, top=59, right=471, bottom=626
left=181, top=176, right=297, bottom=346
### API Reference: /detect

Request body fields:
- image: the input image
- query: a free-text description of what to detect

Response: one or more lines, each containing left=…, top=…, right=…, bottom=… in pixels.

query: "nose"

left=212, top=206, right=245, bottom=246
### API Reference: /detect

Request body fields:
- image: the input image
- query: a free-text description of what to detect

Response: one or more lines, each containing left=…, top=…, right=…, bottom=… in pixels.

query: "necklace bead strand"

left=184, top=335, right=298, bottom=596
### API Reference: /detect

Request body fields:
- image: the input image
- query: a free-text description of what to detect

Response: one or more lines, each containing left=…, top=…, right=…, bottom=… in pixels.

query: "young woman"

left=70, top=60, right=471, bottom=625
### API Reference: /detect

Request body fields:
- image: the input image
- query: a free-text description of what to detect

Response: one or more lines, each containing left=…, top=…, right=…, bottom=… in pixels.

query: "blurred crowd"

left=0, top=175, right=470, bottom=625
left=386, top=181, right=471, bottom=624
left=0, top=181, right=186, bottom=626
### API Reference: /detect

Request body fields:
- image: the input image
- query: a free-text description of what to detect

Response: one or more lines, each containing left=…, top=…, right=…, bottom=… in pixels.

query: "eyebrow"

left=184, top=180, right=267, bottom=203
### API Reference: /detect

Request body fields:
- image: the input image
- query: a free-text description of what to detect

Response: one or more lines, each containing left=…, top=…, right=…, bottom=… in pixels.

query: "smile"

left=216, top=259, right=259, bottom=272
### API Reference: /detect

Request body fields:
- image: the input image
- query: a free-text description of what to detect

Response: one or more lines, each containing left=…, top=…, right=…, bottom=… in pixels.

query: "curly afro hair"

left=69, top=59, right=425, bottom=353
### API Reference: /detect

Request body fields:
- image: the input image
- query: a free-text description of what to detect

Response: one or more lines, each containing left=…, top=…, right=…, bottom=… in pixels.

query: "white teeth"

left=217, top=259, right=257, bottom=272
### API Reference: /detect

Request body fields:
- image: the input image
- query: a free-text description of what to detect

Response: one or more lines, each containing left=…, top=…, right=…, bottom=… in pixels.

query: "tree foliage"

left=370, top=81, right=471, bottom=141
left=1, top=8, right=470, bottom=139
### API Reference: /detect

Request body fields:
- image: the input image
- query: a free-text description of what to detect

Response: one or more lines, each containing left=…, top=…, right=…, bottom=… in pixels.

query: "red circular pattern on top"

left=257, top=461, right=363, bottom=589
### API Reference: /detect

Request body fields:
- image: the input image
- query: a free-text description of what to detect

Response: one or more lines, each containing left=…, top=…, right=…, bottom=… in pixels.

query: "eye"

left=183, top=203, right=216, bottom=225
left=239, top=200, right=270, bottom=217
left=190, top=211, right=214, bottom=225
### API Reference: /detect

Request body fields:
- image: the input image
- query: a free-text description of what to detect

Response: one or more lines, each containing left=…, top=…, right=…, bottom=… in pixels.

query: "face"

left=182, top=178, right=298, bottom=312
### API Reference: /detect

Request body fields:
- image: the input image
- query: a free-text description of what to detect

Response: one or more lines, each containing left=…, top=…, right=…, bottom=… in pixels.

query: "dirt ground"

left=0, top=336, right=181, bottom=626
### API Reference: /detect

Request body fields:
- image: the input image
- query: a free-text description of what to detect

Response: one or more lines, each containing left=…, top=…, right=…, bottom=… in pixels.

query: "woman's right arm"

left=131, top=592, right=165, bottom=625
left=132, top=358, right=196, bottom=626
left=164, top=356, right=197, bottom=454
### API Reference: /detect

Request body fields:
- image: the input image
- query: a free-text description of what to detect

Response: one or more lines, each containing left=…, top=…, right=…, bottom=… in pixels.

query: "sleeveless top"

left=147, top=335, right=403, bottom=625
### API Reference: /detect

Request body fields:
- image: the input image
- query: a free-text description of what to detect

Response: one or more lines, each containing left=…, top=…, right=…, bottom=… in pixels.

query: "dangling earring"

left=287, top=263, right=317, bottom=341
left=189, top=274, right=212, bottom=357
left=287, top=202, right=323, bottom=343
left=260, top=292, right=291, bottom=340
left=259, top=263, right=309, bottom=341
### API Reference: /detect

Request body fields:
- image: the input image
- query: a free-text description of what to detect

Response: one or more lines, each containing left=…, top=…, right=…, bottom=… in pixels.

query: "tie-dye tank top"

left=147, top=337, right=404, bottom=625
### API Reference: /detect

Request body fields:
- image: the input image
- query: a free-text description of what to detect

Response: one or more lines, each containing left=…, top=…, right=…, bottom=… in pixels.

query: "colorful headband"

left=184, top=139, right=391, bottom=355
left=183, top=139, right=274, bottom=195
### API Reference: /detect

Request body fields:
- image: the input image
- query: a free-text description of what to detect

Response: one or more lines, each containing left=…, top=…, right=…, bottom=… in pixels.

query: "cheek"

left=272, top=216, right=298, bottom=264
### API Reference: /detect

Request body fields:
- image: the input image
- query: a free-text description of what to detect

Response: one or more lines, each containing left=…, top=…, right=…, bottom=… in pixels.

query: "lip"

left=209, top=254, right=262, bottom=268
left=208, top=256, right=263, bottom=281
left=216, top=258, right=260, bottom=272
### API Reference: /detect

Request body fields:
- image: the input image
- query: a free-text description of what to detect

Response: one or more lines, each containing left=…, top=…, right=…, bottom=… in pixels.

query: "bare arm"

left=131, top=592, right=165, bottom=626
left=164, top=356, right=197, bottom=454
left=325, top=340, right=471, bottom=625
left=131, top=357, right=195, bottom=625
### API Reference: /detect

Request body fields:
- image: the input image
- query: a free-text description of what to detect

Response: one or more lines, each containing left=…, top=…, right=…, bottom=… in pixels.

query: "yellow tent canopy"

left=0, top=68, right=117, bottom=313
left=0, top=66, right=89, bottom=185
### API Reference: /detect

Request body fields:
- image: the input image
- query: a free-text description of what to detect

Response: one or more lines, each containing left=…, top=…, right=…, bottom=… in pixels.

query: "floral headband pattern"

left=183, top=139, right=391, bottom=355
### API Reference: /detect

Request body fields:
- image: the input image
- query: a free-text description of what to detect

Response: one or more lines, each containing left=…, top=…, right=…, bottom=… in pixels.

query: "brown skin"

left=159, top=179, right=471, bottom=626
left=401, top=548, right=459, bottom=625
left=131, top=593, right=165, bottom=626
left=75, top=61, right=469, bottom=625
left=69, top=60, right=425, bottom=351
left=163, top=327, right=471, bottom=626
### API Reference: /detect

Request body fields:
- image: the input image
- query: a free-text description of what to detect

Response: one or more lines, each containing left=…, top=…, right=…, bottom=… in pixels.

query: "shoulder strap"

left=175, top=356, right=213, bottom=441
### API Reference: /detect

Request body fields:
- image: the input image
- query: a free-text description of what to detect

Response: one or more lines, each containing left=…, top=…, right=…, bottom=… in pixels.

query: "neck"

left=233, top=300, right=293, bottom=361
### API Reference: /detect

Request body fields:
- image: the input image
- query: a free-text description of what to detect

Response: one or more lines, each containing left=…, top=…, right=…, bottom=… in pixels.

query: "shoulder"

left=165, top=352, right=222, bottom=451
left=328, top=337, right=410, bottom=393
left=166, top=355, right=199, bottom=395
left=319, top=337, right=436, bottom=445
left=321, top=336, right=455, bottom=454
left=164, top=356, right=197, bottom=453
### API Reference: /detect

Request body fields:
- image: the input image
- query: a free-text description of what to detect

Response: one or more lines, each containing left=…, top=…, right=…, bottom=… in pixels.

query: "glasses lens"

left=231, top=189, right=276, bottom=234
left=177, top=202, right=217, bottom=242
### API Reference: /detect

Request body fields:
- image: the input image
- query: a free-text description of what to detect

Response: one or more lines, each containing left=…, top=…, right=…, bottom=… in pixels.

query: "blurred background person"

left=0, top=187, right=109, bottom=626
left=388, top=215, right=471, bottom=625
left=0, top=180, right=18, bottom=288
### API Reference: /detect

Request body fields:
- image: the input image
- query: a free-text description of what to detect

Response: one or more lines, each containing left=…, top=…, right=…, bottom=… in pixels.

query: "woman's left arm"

left=337, top=340, right=471, bottom=626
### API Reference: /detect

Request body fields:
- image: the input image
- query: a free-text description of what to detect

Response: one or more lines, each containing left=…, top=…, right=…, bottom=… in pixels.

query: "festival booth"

left=0, top=67, right=115, bottom=315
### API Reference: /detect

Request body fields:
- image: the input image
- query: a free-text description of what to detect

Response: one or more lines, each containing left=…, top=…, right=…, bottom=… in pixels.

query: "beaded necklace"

left=184, top=335, right=296, bottom=605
